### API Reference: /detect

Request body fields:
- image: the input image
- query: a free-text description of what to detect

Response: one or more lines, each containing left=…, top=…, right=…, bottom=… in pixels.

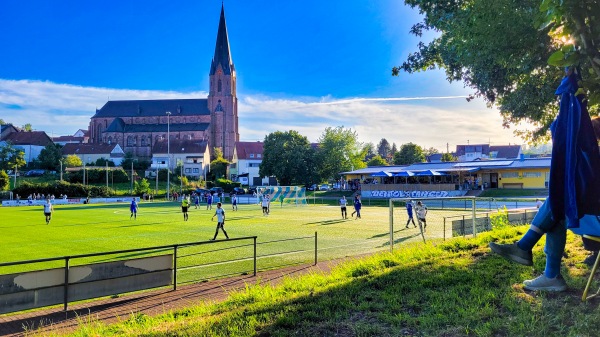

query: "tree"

left=423, top=147, right=439, bottom=157
left=64, top=154, right=83, bottom=168
left=210, top=157, right=229, bottom=180
left=540, top=0, right=600, bottom=106
left=367, top=155, right=388, bottom=167
left=211, top=147, right=224, bottom=161
left=260, top=130, right=315, bottom=186
left=362, top=142, right=376, bottom=162
left=377, top=138, right=392, bottom=160
left=395, top=0, right=565, bottom=141
left=95, top=157, right=115, bottom=167
left=0, top=170, right=9, bottom=191
left=0, top=119, right=5, bottom=125
left=38, top=144, right=63, bottom=170
left=134, top=178, right=150, bottom=195
left=316, top=126, right=365, bottom=181
left=21, top=123, right=32, bottom=131
left=390, top=143, right=398, bottom=162
left=441, top=152, right=457, bottom=162
left=393, top=143, right=425, bottom=165
left=0, top=142, right=26, bottom=171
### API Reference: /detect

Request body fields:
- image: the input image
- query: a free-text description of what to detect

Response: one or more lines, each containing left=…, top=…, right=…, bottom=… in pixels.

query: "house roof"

left=104, top=118, right=210, bottom=133
left=455, top=144, right=490, bottom=156
left=4, top=131, right=53, bottom=147
left=152, top=139, right=209, bottom=155
left=234, top=141, right=264, bottom=160
left=53, top=135, right=85, bottom=142
left=210, top=4, right=234, bottom=76
left=489, top=145, right=521, bottom=159
left=62, top=143, right=121, bottom=155
left=92, top=99, right=210, bottom=118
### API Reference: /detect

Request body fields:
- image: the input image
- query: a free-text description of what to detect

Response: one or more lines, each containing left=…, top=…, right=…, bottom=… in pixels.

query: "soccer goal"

left=388, top=197, right=483, bottom=251
left=256, top=186, right=308, bottom=206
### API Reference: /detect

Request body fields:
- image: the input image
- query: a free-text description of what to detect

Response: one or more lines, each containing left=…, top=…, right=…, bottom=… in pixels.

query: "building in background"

left=87, top=5, right=239, bottom=161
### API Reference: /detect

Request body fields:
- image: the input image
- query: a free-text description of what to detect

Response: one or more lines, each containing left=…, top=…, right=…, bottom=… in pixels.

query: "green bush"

left=490, top=207, right=510, bottom=229
left=67, top=168, right=129, bottom=184
left=214, top=178, right=241, bottom=192
left=13, top=181, right=114, bottom=198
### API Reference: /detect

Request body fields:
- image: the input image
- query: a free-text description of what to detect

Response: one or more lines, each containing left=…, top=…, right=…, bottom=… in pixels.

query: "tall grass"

left=33, top=226, right=600, bottom=337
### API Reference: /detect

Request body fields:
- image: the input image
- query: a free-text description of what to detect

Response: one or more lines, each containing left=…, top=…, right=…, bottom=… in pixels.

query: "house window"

left=185, top=168, right=191, bottom=173
left=523, top=172, right=542, bottom=178
left=257, top=154, right=261, bottom=158
left=193, top=168, right=199, bottom=173
left=250, top=154, right=255, bottom=158
left=501, top=172, right=519, bottom=178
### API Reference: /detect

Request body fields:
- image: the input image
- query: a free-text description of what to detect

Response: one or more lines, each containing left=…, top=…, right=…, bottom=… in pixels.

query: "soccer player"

left=415, top=201, right=428, bottom=232
left=43, top=199, right=53, bottom=225
left=206, top=193, right=213, bottom=210
left=339, top=196, right=348, bottom=219
left=261, top=194, right=270, bottom=215
left=130, top=198, right=138, bottom=220
left=181, top=194, right=190, bottom=221
left=194, top=194, right=200, bottom=209
left=232, top=194, right=238, bottom=211
left=211, top=202, right=229, bottom=240
left=351, top=195, right=362, bottom=219
left=405, top=200, right=417, bottom=228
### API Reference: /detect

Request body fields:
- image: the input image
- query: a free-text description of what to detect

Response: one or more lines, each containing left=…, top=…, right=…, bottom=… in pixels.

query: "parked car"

left=232, top=187, right=247, bottom=195
left=319, top=184, right=330, bottom=191
left=195, top=188, right=210, bottom=196
left=248, top=187, right=257, bottom=195
left=25, top=169, right=45, bottom=177
left=307, top=184, right=318, bottom=191
left=209, top=187, right=224, bottom=195
left=6, top=170, right=21, bottom=177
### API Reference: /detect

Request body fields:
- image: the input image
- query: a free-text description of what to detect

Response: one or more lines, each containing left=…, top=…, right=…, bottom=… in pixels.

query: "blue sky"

left=0, top=0, right=528, bottom=151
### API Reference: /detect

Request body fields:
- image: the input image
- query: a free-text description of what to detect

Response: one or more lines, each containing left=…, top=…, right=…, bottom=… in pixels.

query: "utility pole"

left=130, top=161, right=134, bottom=194
left=166, top=111, right=171, bottom=201
left=106, top=162, right=109, bottom=189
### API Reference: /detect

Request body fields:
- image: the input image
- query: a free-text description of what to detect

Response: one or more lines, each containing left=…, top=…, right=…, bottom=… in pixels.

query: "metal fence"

left=0, top=233, right=318, bottom=314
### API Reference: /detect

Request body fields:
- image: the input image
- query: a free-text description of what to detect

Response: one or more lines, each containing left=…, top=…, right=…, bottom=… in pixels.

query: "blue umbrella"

left=414, top=170, right=444, bottom=176
left=393, top=171, right=414, bottom=177
left=371, top=171, right=393, bottom=177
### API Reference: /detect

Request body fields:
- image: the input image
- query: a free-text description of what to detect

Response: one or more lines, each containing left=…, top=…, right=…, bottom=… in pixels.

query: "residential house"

left=62, top=143, right=125, bottom=166
left=455, top=144, right=522, bottom=161
left=0, top=131, right=54, bottom=164
left=231, top=141, right=267, bottom=186
left=150, top=139, right=210, bottom=179
left=52, top=129, right=89, bottom=146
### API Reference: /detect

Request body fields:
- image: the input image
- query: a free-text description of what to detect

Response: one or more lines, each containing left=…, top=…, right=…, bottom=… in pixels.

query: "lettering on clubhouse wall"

left=366, top=190, right=465, bottom=198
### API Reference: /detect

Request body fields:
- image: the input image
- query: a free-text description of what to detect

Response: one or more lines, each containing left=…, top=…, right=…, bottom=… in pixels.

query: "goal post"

left=255, top=186, right=308, bottom=206
left=388, top=197, right=477, bottom=251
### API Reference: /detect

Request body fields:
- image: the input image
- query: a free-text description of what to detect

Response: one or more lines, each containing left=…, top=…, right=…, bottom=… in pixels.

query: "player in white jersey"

left=43, top=199, right=53, bottom=225
left=415, top=201, right=428, bottom=232
left=339, top=196, right=348, bottom=219
left=261, top=195, right=270, bottom=215
left=211, top=202, right=229, bottom=240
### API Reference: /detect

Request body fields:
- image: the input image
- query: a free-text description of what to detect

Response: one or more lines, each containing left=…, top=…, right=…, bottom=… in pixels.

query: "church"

left=87, top=5, right=239, bottom=161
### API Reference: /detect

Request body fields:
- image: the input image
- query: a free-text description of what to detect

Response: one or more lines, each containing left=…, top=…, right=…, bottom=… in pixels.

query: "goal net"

left=256, top=186, right=308, bottom=206
left=388, top=197, right=486, bottom=246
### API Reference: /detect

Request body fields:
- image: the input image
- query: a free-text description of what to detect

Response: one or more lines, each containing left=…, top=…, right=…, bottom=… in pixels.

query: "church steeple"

left=210, top=4, right=234, bottom=76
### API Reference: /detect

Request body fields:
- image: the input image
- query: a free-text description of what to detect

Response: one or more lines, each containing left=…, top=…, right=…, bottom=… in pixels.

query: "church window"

left=127, top=136, right=134, bottom=147
left=141, top=136, right=146, bottom=146
left=107, top=136, right=112, bottom=144
left=218, top=79, right=222, bottom=92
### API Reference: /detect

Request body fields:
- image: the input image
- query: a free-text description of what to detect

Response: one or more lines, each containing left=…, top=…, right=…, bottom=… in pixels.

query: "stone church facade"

left=88, top=5, right=239, bottom=160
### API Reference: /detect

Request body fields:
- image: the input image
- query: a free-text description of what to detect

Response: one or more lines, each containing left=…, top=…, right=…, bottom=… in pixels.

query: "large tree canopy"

left=395, top=0, right=567, bottom=141
left=0, top=142, right=26, bottom=171
left=260, top=130, right=316, bottom=186
left=38, top=144, right=63, bottom=171
left=393, top=143, right=426, bottom=165
left=317, top=126, right=365, bottom=181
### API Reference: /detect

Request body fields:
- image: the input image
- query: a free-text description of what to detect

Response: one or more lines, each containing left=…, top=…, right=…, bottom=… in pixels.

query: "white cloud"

left=0, top=79, right=526, bottom=151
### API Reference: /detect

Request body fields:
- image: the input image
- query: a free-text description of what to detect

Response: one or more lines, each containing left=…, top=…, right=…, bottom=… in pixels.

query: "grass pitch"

left=0, top=201, right=471, bottom=282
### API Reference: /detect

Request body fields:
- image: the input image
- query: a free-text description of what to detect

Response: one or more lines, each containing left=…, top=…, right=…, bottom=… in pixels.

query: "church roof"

left=105, top=118, right=210, bottom=133
left=93, top=99, right=210, bottom=118
left=210, top=4, right=234, bottom=76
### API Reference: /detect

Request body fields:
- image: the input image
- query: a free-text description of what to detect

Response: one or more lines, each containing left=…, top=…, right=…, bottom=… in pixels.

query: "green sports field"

left=0, top=201, right=474, bottom=282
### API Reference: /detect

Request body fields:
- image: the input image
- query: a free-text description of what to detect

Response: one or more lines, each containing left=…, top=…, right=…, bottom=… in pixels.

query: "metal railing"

left=0, top=232, right=319, bottom=314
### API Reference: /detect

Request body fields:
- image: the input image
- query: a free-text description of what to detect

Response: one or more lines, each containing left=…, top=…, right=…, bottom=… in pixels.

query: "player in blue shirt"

left=405, top=201, right=417, bottom=228
left=130, top=198, right=138, bottom=219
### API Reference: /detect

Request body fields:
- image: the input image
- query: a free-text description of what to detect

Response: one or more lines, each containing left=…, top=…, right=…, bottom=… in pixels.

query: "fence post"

left=462, top=215, right=466, bottom=238
left=443, top=217, right=446, bottom=241
left=314, top=231, right=318, bottom=265
left=389, top=199, right=394, bottom=252
left=253, top=236, right=257, bottom=276
left=524, top=210, right=527, bottom=224
left=472, top=198, right=477, bottom=237
left=173, top=245, right=178, bottom=291
left=63, top=257, right=70, bottom=312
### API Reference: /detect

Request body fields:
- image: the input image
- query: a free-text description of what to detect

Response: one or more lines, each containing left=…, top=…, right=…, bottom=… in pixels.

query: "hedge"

left=14, top=181, right=113, bottom=198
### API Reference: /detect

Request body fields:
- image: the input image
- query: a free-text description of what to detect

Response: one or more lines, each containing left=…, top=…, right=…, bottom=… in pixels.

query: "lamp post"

left=166, top=111, right=171, bottom=201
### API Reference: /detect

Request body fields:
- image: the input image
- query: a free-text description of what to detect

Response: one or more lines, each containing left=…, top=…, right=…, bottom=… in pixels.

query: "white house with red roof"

left=150, top=139, right=210, bottom=179
left=231, top=141, right=268, bottom=186
left=0, top=130, right=54, bottom=164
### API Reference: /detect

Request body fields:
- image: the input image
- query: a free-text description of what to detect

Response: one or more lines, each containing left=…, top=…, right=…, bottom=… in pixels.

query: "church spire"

left=210, top=4, right=234, bottom=75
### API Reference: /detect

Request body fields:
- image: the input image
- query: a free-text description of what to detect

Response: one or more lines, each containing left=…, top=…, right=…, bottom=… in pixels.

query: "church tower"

left=208, top=4, right=239, bottom=160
